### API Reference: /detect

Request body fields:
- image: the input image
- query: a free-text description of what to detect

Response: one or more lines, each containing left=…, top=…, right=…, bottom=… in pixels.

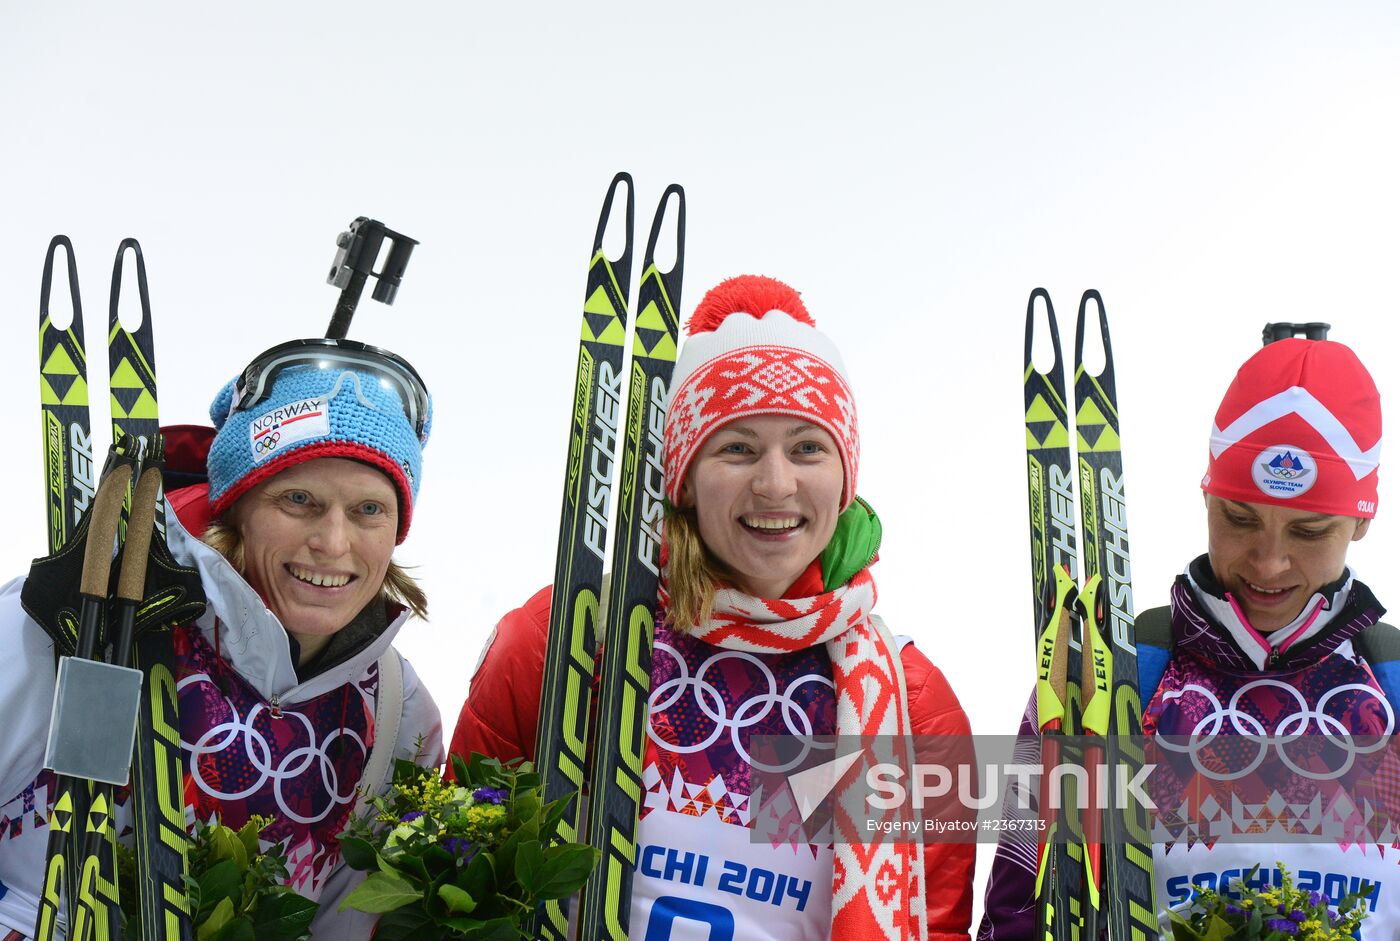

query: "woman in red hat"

left=453, top=275, right=976, bottom=940
left=980, top=337, right=1395, bottom=938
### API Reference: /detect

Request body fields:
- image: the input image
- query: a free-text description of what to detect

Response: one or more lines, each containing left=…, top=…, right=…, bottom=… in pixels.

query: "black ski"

left=578, top=185, right=685, bottom=941
left=1024, top=288, right=1085, bottom=941
left=35, top=234, right=93, bottom=941
left=534, top=174, right=636, bottom=941
left=108, top=239, right=195, bottom=941
left=1072, top=291, right=1157, bottom=941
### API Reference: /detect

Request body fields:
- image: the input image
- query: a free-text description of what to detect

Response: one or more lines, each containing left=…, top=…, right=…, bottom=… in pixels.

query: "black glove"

left=22, top=513, right=207, bottom=658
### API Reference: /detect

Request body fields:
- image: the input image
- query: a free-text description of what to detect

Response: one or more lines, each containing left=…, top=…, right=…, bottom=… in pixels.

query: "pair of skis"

left=1023, top=289, right=1157, bottom=941
left=533, top=173, right=686, bottom=941
left=35, top=236, right=192, bottom=941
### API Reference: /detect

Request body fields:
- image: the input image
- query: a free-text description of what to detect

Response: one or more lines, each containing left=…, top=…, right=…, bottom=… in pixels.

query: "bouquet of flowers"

left=337, top=753, right=599, bottom=941
left=1167, top=863, right=1371, bottom=940
left=115, top=816, right=318, bottom=941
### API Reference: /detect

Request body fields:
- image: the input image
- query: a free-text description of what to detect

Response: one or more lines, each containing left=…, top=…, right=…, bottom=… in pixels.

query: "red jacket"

left=451, top=584, right=976, bottom=941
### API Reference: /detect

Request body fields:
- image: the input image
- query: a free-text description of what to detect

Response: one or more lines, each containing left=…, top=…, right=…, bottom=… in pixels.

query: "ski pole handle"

left=111, top=437, right=164, bottom=667
left=75, top=451, right=134, bottom=658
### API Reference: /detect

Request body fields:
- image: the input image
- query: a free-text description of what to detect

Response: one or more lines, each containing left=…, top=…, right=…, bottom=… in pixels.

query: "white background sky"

left=4, top=2, right=1399, bottom=928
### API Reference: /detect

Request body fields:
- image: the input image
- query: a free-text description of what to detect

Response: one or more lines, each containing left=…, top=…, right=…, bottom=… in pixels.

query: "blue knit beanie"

left=207, top=363, right=431, bottom=542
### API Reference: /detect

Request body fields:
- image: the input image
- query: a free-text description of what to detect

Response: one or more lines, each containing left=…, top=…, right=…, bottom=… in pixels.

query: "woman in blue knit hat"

left=0, top=337, right=443, bottom=940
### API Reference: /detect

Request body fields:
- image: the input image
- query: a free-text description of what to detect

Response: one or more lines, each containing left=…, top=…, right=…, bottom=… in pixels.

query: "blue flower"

left=400, top=810, right=425, bottom=822
left=443, top=837, right=477, bottom=861
left=1264, top=918, right=1297, bottom=935
left=1224, top=904, right=1245, bottom=916
left=473, top=787, right=508, bottom=805
left=1287, top=909, right=1306, bottom=923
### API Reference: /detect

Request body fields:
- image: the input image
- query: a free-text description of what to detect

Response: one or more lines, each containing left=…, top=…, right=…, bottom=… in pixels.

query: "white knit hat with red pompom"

left=662, top=274, right=860, bottom=509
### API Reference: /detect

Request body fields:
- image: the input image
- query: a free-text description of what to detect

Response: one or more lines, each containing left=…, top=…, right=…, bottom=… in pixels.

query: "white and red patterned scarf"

left=685, top=566, right=928, bottom=941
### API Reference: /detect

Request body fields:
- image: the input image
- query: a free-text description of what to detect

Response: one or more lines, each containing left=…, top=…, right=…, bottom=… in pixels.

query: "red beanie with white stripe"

left=1203, top=338, right=1382, bottom=517
left=663, top=275, right=859, bottom=509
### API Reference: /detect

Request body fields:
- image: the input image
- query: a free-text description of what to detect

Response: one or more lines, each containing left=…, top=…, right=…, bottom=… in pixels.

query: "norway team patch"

left=249, top=395, right=330, bottom=463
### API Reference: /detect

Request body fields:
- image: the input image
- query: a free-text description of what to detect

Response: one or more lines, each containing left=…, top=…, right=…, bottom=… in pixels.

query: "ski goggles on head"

left=227, top=338, right=431, bottom=443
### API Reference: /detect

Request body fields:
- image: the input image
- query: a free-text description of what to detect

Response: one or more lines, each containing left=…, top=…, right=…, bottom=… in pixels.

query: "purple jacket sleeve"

left=976, top=692, right=1041, bottom=941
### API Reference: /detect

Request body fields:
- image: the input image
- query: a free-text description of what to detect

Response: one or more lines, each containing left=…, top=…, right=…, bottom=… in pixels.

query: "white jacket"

left=0, top=503, right=443, bottom=939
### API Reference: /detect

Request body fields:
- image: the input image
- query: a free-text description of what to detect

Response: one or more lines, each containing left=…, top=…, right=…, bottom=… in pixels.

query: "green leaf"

left=251, top=892, right=318, bottom=941
left=197, top=898, right=236, bottom=941
left=457, top=851, right=496, bottom=902
left=513, top=840, right=545, bottom=896
left=337, top=836, right=380, bottom=872
left=196, top=860, right=244, bottom=922
left=1206, top=913, right=1238, bottom=941
left=510, top=790, right=542, bottom=825
left=422, top=843, right=456, bottom=877
left=370, top=907, right=435, bottom=941
left=338, top=870, right=424, bottom=915
left=533, top=845, right=600, bottom=900
left=235, top=817, right=269, bottom=860
left=1164, top=918, right=1204, bottom=941
left=437, top=883, right=477, bottom=915
left=450, top=753, right=469, bottom=783
left=540, top=797, right=572, bottom=841
left=393, top=848, right=432, bottom=884
left=208, top=826, right=249, bottom=872
left=209, top=916, right=256, bottom=941
left=448, top=915, right=518, bottom=940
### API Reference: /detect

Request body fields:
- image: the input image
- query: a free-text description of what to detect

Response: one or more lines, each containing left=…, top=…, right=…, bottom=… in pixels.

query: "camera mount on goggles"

left=228, top=338, right=430, bottom=443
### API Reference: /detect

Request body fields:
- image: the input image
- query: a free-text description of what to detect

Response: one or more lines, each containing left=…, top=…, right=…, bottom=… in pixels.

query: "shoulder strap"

left=1133, top=605, right=1174, bottom=706
left=870, top=612, right=914, bottom=652
left=1354, top=621, right=1400, bottom=663
left=870, top=613, right=912, bottom=703
left=1354, top=621, right=1400, bottom=706
left=354, top=648, right=405, bottom=818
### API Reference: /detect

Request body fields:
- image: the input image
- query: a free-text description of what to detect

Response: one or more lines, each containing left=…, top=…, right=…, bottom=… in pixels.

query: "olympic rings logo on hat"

left=254, top=432, right=282, bottom=455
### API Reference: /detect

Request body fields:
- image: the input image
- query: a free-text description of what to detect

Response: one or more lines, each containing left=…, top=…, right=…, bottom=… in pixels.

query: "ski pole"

left=1033, top=565, right=1078, bottom=941
left=69, top=439, right=164, bottom=941
left=1076, top=575, right=1112, bottom=941
left=35, top=438, right=137, bottom=941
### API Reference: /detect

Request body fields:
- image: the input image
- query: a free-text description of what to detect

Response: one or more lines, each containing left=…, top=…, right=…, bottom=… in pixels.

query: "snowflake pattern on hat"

left=663, top=276, right=860, bottom=509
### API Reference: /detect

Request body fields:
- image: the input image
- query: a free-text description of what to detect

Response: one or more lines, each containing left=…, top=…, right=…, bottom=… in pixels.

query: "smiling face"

left=682, top=415, right=845, bottom=600
left=1205, top=494, right=1370, bottom=632
left=229, top=457, right=398, bottom=659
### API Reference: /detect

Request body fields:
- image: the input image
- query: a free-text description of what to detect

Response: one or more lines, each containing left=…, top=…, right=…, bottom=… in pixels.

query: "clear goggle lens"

left=230, top=339, right=429, bottom=442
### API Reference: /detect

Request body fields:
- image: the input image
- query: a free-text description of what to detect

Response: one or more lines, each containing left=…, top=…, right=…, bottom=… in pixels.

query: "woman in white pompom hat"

left=454, top=275, right=975, bottom=941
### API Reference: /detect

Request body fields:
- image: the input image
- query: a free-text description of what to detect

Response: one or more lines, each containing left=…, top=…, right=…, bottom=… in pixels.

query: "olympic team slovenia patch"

left=249, top=396, right=330, bottom=463
left=1252, top=443, right=1317, bottom=499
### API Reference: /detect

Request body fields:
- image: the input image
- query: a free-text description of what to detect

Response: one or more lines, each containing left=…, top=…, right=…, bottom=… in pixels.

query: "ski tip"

left=1024, top=288, right=1063, bottom=376
left=40, top=236, right=82, bottom=327
left=593, top=173, right=635, bottom=261
left=643, top=185, right=686, bottom=278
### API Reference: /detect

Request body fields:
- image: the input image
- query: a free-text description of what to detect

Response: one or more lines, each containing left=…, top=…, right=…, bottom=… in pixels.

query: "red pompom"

left=685, top=275, right=814, bottom=336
